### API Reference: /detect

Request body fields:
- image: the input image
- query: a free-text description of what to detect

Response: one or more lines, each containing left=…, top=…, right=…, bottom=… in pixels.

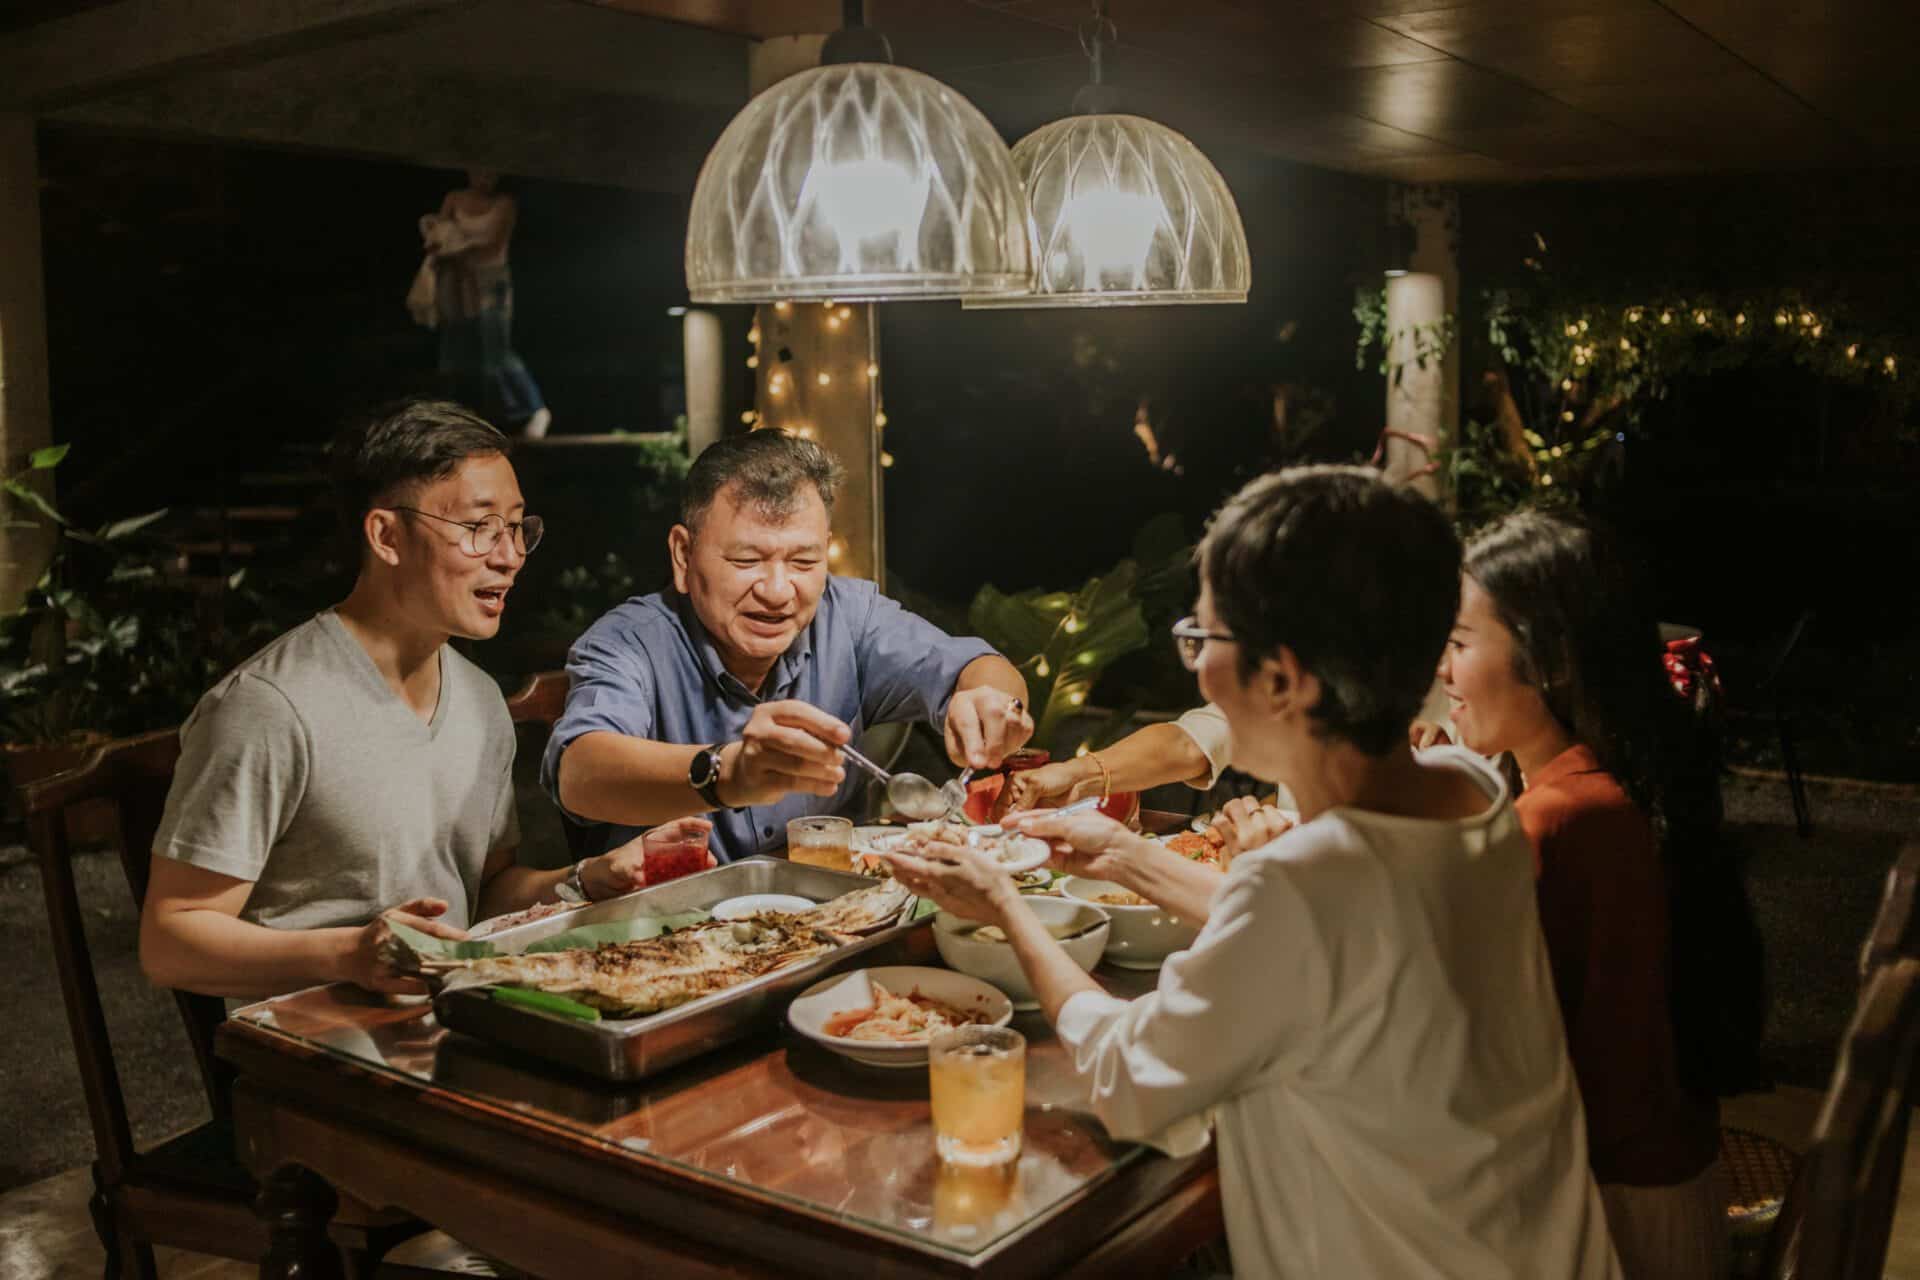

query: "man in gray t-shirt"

left=140, top=400, right=694, bottom=1000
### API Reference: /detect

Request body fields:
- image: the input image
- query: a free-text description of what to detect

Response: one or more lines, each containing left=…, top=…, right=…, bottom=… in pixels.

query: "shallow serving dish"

left=433, top=857, right=924, bottom=1081
left=1057, top=876, right=1200, bottom=970
left=932, top=897, right=1110, bottom=1010
left=787, top=965, right=1013, bottom=1069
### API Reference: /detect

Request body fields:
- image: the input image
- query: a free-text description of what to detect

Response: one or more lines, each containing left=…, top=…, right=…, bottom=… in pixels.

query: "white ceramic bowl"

left=710, top=893, right=817, bottom=920
left=932, top=897, right=1110, bottom=1010
left=1058, top=877, right=1200, bottom=970
left=787, top=966, right=1013, bottom=1069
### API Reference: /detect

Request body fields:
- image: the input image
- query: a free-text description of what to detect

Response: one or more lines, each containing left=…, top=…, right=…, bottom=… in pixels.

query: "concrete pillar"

left=0, top=114, right=55, bottom=611
left=743, top=34, right=884, bottom=587
left=682, top=308, right=724, bottom=457
left=750, top=300, right=884, bottom=587
left=1383, top=185, right=1459, bottom=503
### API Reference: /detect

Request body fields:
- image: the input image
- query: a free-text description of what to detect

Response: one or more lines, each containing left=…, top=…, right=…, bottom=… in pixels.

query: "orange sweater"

left=1517, top=745, right=1719, bottom=1187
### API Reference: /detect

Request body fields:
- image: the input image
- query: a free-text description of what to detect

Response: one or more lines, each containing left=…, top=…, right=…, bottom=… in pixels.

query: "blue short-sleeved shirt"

left=541, top=576, right=998, bottom=860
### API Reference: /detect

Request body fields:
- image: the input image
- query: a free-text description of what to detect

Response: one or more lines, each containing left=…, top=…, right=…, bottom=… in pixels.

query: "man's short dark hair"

left=1199, top=465, right=1461, bottom=756
left=681, top=430, right=845, bottom=529
left=329, top=398, right=510, bottom=551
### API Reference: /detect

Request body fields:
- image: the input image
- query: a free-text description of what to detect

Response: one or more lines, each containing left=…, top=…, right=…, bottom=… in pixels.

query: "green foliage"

left=615, top=417, right=693, bottom=514
left=542, top=552, right=637, bottom=639
left=967, top=514, right=1192, bottom=756
left=1353, top=286, right=1457, bottom=385
left=0, top=451, right=283, bottom=747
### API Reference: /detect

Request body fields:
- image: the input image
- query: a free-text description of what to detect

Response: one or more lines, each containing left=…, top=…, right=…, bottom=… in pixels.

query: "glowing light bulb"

left=748, top=327, right=761, bottom=344
left=775, top=301, right=791, bottom=315
left=1734, top=313, right=1746, bottom=327
left=1659, top=311, right=1672, bottom=325
left=866, top=362, right=879, bottom=378
left=827, top=315, right=841, bottom=330
left=817, top=372, right=832, bottom=387
left=1034, top=659, right=1050, bottom=677
left=828, top=539, right=842, bottom=562
left=1848, top=344, right=1860, bottom=359
left=740, top=411, right=756, bottom=424
left=746, top=355, right=759, bottom=369
left=1564, top=324, right=1579, bottom=338
left=875, top=411, right=888, bottom=427
left=1541, top=473, right=1555, bottom=487
left=1059, top=187, right=1162, bottom=292
left=804, top=159, right=930, bottom=264
left=838, top=307, right=852, bottom=321
left=795, top=424, right=814, bottom=439
left=880, top=451, right=894, bottom=467
left=1068, top=690, right=1086, bottom=706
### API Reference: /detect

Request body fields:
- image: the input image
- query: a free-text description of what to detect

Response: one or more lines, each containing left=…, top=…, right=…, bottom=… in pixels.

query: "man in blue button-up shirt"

left=542, top=431, right=1033, bottom=875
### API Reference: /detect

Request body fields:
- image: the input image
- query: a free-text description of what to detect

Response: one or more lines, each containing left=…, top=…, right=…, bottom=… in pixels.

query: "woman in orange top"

left=1432, top=511, right=1726, bottom=1280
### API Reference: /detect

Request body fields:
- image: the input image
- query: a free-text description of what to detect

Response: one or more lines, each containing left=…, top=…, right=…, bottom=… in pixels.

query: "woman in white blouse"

left=882, top=466, right=1621, bottom=1280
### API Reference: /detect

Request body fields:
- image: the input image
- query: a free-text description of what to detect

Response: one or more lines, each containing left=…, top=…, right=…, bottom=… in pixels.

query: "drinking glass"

left=928, top=1025, right=1026, bottom=1166
left=641, top=820, right=710, bottom=885
left=786, top=815, right=854, bottom=871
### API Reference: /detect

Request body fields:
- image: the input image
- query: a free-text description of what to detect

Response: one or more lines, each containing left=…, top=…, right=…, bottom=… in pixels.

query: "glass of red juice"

left=642, top=819, right=712, bottom=885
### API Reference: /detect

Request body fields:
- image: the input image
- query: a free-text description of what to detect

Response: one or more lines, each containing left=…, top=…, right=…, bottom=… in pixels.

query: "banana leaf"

left=386, top=920, right=499, bottom=961
left=523, top=909, right=711, bottom=954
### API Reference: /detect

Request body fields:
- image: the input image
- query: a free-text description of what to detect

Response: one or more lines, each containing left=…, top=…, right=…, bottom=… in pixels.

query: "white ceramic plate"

left=710, top=893, right=817, bottom=920
left=786, top=965, right=1013, bottom=1069
left=854, top=825, right=1050, bottom=876
left=968, top=831, right=1051, bottom=875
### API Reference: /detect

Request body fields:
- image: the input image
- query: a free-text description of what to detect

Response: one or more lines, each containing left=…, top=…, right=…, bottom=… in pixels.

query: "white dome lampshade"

left=686, top=62, right=1034, bottom=304
left=964, top=113, right=1250, bottom=309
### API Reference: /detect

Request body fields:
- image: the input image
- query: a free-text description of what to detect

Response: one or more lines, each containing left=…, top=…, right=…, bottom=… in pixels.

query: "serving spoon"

left=837, top=741, right=956, bottom=822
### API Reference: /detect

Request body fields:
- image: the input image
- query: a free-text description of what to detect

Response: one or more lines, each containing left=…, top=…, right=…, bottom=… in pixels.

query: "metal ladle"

left=838, top=742, right=957, bottom=822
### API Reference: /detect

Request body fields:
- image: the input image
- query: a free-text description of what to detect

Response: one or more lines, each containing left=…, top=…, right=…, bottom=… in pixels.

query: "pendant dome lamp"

left=685, top=1, right=1033, bottom=304
left=964, top=1, right=1251, bottom=309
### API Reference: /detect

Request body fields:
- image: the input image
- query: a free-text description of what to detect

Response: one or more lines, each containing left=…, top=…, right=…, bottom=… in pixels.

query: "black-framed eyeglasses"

left=1171, top=615, right=1234, bottom=670
left=391, top=507, right=544, bottom=557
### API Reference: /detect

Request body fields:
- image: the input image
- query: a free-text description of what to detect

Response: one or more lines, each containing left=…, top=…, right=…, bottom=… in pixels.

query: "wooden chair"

left=504, top=670, right=590, bottom=861
left=23, top=730, right=423, bottom=1279
left=1763, top=844, right=1920, bottom=1279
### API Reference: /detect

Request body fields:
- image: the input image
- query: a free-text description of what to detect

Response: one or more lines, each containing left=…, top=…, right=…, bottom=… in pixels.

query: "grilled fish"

left=390, top=879, right=915, bottom=1017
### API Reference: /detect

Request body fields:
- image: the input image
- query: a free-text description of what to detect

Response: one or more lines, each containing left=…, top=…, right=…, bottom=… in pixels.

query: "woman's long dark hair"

left=1466, top=509, right=1764, bottom=1096
left=1464, top=511, right=1691, bottom=827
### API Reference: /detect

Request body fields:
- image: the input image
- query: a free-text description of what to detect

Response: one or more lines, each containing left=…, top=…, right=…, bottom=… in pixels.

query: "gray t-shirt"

left=154, top=611, right=518, bottom=931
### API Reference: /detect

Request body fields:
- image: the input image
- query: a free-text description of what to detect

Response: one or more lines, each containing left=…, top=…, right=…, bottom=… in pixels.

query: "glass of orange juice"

left=785, top=815, right=854, bottom=871
left=928, top=1025, right=1025, bottom=1166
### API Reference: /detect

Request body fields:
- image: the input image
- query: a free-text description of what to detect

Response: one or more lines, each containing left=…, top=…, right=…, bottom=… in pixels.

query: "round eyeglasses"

left=392, top=507, right=544, bottom=557
left=1170, top=615, right=1234, bottom=670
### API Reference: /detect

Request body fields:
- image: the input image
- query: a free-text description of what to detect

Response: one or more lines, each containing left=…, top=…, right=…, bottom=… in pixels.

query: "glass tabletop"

left=232, top=963, right=1166, bottom=1258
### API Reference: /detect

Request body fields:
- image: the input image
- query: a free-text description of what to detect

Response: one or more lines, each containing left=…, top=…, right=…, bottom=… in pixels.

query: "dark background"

left=33, top=126, right=1920, bottom=778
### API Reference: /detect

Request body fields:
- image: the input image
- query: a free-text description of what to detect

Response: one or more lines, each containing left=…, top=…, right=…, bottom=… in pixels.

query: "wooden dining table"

left=217, top=897, right=1223, bottom=1278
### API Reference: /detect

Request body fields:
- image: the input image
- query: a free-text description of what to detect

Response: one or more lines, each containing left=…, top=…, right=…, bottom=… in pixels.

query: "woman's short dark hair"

left=329, top=398, right=510, bottom=551
left=1199, top=466, right=1461, bottom=755
left=682, top=430, right=844, bottom=529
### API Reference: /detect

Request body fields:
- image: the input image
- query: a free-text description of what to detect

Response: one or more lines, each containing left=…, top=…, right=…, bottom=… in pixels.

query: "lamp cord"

left=1078, top=1, right=1117, bottom=84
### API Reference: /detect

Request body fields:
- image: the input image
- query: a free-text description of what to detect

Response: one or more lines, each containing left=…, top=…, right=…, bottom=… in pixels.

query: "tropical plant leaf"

left=98, top=509, right=169, bottom=542
left=28, top=444, right=69, bottom=470
left=2, top=479, right=66, bottom=526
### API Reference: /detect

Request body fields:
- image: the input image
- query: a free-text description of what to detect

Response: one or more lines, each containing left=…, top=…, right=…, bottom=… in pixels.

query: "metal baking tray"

left=432, top=857, right=925, bottom=1081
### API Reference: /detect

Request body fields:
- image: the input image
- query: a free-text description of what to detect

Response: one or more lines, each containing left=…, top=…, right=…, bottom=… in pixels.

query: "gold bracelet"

left=1088, top=752, right=1112, bottom=802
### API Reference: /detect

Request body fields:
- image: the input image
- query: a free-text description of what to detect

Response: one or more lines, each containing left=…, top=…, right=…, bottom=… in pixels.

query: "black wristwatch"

left=690, top=743, right=728, bottom=810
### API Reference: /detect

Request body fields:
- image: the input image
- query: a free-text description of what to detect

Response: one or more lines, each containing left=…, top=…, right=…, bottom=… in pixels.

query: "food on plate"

left=389, top=880, right=913, bottom=1017
left=822, top=981, right=997, bottom=1042
left=1163, top=828, right=1228, bottom=866
left=893, top=820, right=1047, bottom=871
left=1094, top=889, right=1152, bottom=907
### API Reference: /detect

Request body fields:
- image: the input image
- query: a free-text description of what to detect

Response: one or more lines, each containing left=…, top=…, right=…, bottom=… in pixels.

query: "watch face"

left=691, top=748, right=717, bottom=787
